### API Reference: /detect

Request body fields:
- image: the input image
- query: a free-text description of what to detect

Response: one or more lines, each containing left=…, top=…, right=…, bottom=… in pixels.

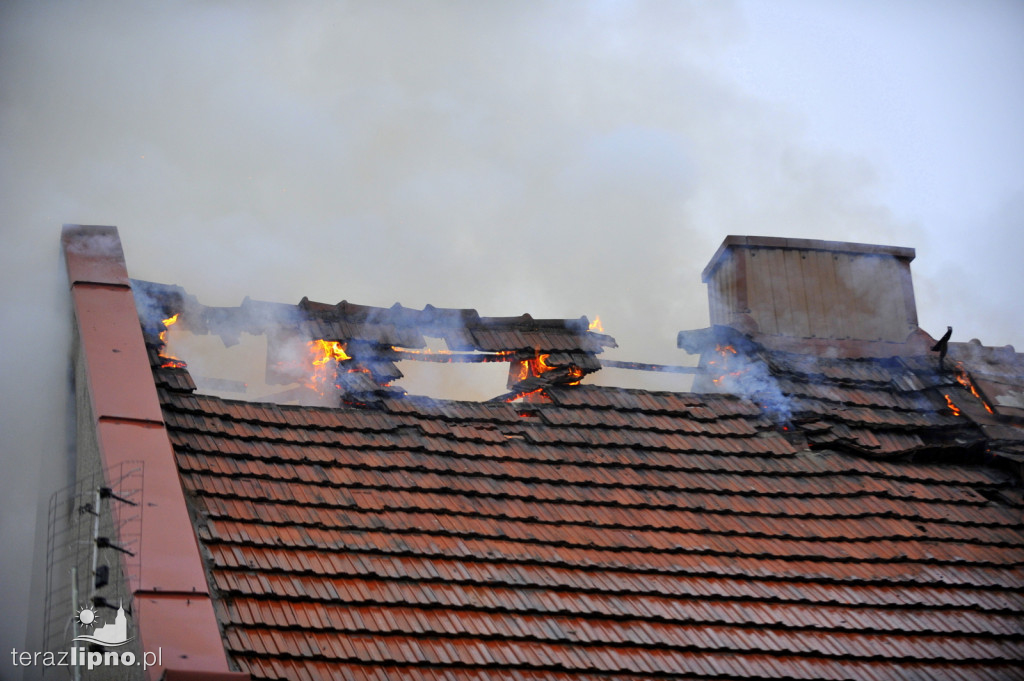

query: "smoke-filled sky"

left=1, top=0, right=1022, bottom=673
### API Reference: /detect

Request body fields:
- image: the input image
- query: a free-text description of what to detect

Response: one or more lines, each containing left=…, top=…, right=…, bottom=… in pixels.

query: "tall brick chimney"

left=702, top=236, right=919, bottom=343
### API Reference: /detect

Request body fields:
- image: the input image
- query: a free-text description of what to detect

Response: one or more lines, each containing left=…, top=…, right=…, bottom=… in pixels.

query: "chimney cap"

left=702, top=235, right=915, bottom=282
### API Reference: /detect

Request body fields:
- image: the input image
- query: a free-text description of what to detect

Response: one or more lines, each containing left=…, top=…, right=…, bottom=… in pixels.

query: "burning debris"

left=707, top=343, right=792, bottom=425
left=269, top=336, right=406, bottom=404
left=678, top=326, right=793, bottom=426
left=707, top=343, right=740, bottom=386
left=133, top=280, right=616, bottom=405
left=513, top=353, right=584, bottom=386
left=496, top=351, right=590, bottom=403
left=935, top=358, right=997, bottom=421
left=953, top=361, right=996, bottom=415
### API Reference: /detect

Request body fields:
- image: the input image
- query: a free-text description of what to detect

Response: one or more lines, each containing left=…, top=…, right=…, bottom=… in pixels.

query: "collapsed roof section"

left=132, top=280, right=617, bottom=404
left=678, top=235, right=1024, bottom=474
left=677, top=324, right=1024, bottom=473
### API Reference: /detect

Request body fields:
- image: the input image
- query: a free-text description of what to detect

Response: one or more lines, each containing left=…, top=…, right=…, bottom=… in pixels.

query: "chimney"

left=702, top=236, right=919, bottom=343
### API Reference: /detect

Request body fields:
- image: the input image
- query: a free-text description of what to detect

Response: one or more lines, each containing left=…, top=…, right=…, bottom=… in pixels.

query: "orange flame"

left=504, top=388, right=546, bottom=403
left=311, top=339, right=351, bottom=364
left=158, top=314, right=187, bottom=369
left=944, top=394, right=961, bottom=417
left=526, top=354, right=582, bottom=382
left=159, top=313, right=179, bottom=342
left=519, top=359, right=532, bottom=382
left=709, top=344, right=742, bottom=385
left=953, top=362, right=995, bottom=415
left=306, top=340, right=351, bottom=393
left=589, top=316, right=604, bottom=333
left=510, top=352, right=584, bottom=394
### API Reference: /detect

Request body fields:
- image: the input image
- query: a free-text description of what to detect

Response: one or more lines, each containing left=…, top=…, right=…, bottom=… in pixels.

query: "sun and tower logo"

left=11, top=599, right=164, bottom=673
left=73, top=602, right=132, bottom=647
left=63, top=601, right=149, bottom=670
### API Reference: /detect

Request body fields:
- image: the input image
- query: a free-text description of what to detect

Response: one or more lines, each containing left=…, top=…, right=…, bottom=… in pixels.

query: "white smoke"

left=713, top=350, right=792, bottom=425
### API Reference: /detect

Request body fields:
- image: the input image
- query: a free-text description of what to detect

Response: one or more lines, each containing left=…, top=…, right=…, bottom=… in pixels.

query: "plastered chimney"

left=702, top=236, right=919, bottom=342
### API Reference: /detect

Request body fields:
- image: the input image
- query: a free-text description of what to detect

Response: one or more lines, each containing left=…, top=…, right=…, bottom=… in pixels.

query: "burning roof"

left=60, top=227, right=1024, bottom=681
left=674, top=323, right=1024, bottom=471
left=134, top=279, right=618, bottom=405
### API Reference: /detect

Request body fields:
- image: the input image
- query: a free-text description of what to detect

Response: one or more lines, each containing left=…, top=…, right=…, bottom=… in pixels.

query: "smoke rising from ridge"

left=2, top=2, right=1022, bottom=675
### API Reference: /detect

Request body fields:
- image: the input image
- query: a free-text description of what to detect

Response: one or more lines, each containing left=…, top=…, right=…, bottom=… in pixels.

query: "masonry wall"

left=704, top=236, right=919, bottom=342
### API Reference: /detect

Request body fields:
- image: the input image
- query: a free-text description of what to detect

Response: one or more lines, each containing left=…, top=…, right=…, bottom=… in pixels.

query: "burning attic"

left=38, top=226, right=1024, bottom=681
left=136, top=282, right=619, bottom=407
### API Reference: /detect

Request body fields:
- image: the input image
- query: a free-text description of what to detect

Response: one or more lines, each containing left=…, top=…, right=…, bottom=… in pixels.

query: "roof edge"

left=61, top=225, right=235, bottom=680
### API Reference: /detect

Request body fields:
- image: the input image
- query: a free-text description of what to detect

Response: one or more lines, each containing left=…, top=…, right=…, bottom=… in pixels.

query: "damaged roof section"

left=132, top=280, right=617, bottom=404
left=679, top=235, right=1024, bottom=474
left=297, top=297, right=614, bottom=354
left=64, top=228, right=1024, bottom=681
left=679, top=324, right=1024, bottom=472
left=127, top=233, right=1024, bottom=681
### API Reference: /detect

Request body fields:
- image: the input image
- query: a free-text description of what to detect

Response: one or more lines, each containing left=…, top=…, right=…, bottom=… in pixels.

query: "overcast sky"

left=1, top=0, right=1022, bottom=672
